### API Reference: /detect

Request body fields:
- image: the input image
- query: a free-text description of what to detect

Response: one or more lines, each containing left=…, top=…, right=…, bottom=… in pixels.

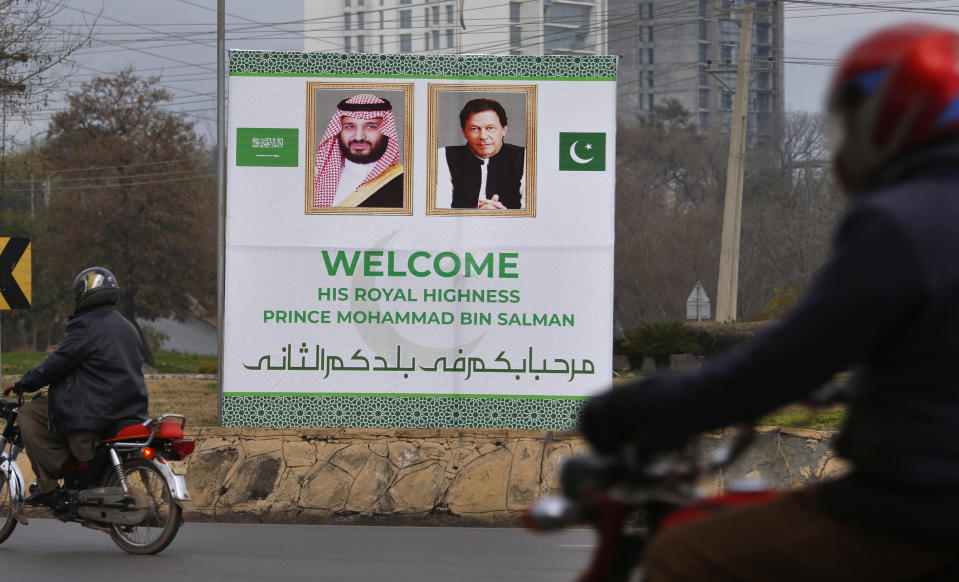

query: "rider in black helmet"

left=3, top=267, right=149, bottom=508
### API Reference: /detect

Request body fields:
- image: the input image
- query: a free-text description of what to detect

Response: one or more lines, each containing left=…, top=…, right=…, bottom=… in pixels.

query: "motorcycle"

left=0, top=395, right=195, bottom=554
left=524, top=427, right=959, bottom=581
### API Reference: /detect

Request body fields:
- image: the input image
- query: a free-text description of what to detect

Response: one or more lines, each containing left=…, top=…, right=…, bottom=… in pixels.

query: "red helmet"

left=827, top=24, right=959, bottom=195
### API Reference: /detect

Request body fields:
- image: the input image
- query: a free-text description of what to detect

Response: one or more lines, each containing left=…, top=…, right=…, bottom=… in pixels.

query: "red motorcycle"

left=0, top=395, right=195, bottom=554
left=524, top=428, right=959, bottom=581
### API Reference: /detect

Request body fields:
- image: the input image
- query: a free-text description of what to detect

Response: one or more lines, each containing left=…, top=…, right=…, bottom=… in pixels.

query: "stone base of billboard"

left=17, top=427, right=847, bottom=525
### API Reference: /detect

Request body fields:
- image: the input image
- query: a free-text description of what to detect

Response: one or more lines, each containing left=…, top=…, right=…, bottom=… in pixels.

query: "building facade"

left=304, top=0, right=608, bottom=57
left=608, top=0, right=785, bottom=145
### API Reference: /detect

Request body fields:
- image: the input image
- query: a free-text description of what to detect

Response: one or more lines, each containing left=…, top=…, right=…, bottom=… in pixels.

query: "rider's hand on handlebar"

left=2, top=383, right=16, bottom=396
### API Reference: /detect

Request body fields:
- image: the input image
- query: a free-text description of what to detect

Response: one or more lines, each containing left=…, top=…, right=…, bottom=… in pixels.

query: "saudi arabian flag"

left=559, top=132, right=606, bottom=171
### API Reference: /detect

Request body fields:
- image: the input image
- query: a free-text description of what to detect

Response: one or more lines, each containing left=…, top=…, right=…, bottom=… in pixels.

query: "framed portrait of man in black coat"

left=427, top=85, right=536, bottom=217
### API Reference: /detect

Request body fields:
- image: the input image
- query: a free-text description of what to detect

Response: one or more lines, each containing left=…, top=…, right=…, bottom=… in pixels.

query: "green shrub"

left=622, top=320, right=699, bottom=370
left=756, top=284, right=805, bottom=321
left=613, top=335, right=644, bottom=370
left=197, top=360, right=218, bottom=375
left=687, top=321, right=770, bottom=358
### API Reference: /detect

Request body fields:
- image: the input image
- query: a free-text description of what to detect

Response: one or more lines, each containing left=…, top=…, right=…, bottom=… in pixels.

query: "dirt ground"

left=146, top=377, right=219, bottom=427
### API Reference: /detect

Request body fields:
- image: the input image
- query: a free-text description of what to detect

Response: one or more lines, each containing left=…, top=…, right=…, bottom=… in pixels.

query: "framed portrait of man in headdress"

left=306, top=82, right=413, bottom=214
left=426, top=84, right=536, bottom=217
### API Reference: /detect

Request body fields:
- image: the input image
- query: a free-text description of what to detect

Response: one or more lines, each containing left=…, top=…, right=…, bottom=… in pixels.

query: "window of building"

left=647, top=93, right=654, bottom=110
left=699, top=65, right=708, bottom=86
left=699, top=112, right=709, bottom=128
left=379, top=10, right=384, bottom=29
left=380, top=35, right=384, bottom=52
left=647, top=26, right=654, bottom=42
left=400, top=33, right=412, bottom=52
left=424, top=7, right=429, bottom=25
left=510, top=25, right=522, bottom=50
left=357, top=35, right=365, bottom=52
left=544, top=1, right=590, bottom=27
left=357, top=12, right=365, bottom=30
left=447, top=4, right=454, bottom=23
left=399, top=0, right=411, bottom=4
left=344, top=12, right=351, bottom=31
left=755, top=22, right=769, bottom=44
left=699, top=0, right=707, bottom=17
left=345, top=0, right=350, bottom=5
left=699, top=89, right=709, bottom=109
left=722, top=91, right=733, bottom=110
left=647, top=2, right=653, bottom=18
left=647, top=71, right=654, bottom=88
left=447, top=28, right=454, bottom=48
left=345, top=36, right=352, bottom=52
left=647, top=48, right=654, bottom=64
left=699, top=43, right=708, bottom=62
left=400, top=9, right=411, bottom=28
left=721, top=44, right=733, bottom=63
left=510, top=1, right=521, bottom=22
left=699, top=20, right=707, bottom=41
left=358, top=0, right=364, bottom=5
left=432, top=30, right=440, bottom=50
left=432, top=5, right=440, bottom=25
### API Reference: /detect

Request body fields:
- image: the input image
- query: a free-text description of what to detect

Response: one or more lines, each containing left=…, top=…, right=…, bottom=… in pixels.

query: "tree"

left=42, top=69, right=216, bottom=365
left=0, top=0, right=92, bottom=117
left=1, top=0, right=95, bottom=226
left=613, top=106, right=844, bottom=327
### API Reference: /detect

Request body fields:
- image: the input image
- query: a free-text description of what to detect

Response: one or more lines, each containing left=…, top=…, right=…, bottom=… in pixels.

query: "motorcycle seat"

left=103, top=420, right=184, bottom=442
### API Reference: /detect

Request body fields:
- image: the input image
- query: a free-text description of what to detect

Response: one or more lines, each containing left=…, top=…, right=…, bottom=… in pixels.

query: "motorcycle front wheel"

left=0, top=469, right=17, bottom=543
left=104, top=458, right=181, bottom=554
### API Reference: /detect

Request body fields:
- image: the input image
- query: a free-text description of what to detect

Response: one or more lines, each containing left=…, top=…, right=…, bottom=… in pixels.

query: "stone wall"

left=13, top=426, right=846, bottom=525
left=174, top=426, right=847, bottom=526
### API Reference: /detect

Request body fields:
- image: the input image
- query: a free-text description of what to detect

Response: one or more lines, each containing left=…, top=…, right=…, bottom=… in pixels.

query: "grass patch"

left=151, top=353, right=217, bottom=374
left=2, top=351, right=216, bottom=375
left=758, top=405, right=846, bottom=430
left=0, top=352, right=45, bottom=376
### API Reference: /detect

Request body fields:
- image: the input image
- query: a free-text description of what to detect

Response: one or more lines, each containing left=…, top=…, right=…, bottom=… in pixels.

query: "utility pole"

left=216, top=0, right=226, bottom=424
left=714, top=6, right=753, bottom=323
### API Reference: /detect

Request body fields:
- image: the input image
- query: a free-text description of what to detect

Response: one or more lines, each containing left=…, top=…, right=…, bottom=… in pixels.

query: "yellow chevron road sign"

left=0, top=237, right=31, bottom=310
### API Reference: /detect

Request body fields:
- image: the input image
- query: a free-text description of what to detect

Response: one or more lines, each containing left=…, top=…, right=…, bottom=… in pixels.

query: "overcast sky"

left=13, top=1, right=959, bottom=145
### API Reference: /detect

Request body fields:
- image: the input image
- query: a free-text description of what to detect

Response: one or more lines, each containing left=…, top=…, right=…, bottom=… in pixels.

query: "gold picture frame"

left=305, top=82, right=414, bottom=215
left=426, top=84, right=536, bottom=217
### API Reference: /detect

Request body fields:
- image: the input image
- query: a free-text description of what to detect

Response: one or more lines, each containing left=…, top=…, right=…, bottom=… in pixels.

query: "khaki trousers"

left=18, top=396, right=98, bottom=494
left=642, top=486, right=957, bottom=582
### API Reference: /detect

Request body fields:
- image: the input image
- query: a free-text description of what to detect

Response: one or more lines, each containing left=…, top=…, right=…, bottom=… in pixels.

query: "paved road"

left=0, top=519, right=595, bottom=581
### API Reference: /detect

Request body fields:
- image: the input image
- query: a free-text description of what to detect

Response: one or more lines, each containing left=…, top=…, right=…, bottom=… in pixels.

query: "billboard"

left=224, top=51, right=616, bottom=430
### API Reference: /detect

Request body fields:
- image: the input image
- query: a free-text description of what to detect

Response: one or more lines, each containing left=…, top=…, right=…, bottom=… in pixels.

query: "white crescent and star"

left=569, top=140, right=594, bottom=164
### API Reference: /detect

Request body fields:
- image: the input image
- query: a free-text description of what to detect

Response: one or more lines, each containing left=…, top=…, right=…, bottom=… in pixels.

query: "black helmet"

left=72, top=267, right=119, bottom=312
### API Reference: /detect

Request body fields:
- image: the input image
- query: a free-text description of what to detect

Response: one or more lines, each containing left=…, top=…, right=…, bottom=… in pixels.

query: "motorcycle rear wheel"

left=104, top=458, right=181, bottom=554
left=0, top=470, right=17, bottom=543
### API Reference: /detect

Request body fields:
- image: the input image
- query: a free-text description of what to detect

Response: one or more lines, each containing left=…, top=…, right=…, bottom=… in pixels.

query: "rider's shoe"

left=24, top=488, right=64, bottom=508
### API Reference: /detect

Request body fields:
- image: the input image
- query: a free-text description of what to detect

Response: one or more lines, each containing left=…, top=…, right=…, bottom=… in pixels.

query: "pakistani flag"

left=559, top=132, right=606, bottom=171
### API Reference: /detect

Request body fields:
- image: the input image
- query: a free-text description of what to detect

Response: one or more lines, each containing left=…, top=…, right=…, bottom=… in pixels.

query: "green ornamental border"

left=229, top=50, right=617, bottom=80
left=222, top=394, right=584, bottom=430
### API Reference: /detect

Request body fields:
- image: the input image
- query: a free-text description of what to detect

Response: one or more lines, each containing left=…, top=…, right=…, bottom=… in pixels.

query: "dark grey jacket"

left=582, top=143, right=959, bottom=546
left=15, top=304, right=149, bottom=436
